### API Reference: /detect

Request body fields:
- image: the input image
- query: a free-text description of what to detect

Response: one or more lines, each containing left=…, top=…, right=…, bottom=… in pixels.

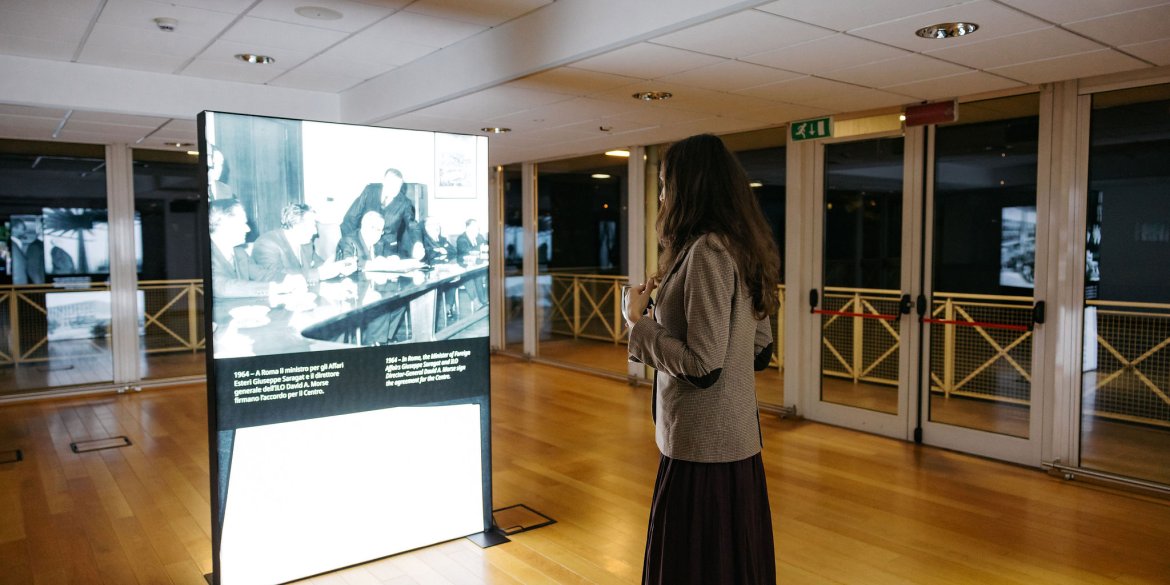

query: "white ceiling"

left=0, top=0, right=1168, bottom=164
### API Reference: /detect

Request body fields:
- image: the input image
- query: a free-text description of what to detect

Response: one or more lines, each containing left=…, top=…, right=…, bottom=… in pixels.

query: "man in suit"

left=335, top=211, right=395, bottom=270
left=252, top=203, right=356, bottom=286
left=10, top=217, right=45, bottom=285
left=339, top=168, right=415, bottom=256
left=208, top=199, right=303, bottom=298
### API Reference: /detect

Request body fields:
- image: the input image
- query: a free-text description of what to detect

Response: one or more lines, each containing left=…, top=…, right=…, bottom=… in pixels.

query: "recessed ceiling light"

left=749, top=182, right=763, bottom=188
left=295, top=6, right=343, bottom=20
left=170, top=142, right=193, bottom=148
left=899, top=114, right=907, bottom=121
left=591, top=174, right=611, bottom=179
left=632, top=91, right=672, bottom=101
left=605, top=149, right=630, bottom=157
left=915, top=22, right=978, bottom=39
left=481, top=127, right=511, bottom=133
left=235, top=53, right=275, bottom=64
left=186, top=151, right=199, bottom=156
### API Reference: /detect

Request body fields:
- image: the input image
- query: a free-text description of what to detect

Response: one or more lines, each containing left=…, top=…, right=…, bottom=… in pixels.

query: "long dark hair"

left=656, top=134, right=780, bottom=318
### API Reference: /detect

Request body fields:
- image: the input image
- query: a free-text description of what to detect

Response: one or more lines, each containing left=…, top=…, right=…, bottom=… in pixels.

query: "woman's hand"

left=625, top=278, right=657, bottom=327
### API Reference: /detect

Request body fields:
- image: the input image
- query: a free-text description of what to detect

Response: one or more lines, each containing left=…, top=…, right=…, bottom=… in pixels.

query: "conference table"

left=211, top=257, right=488, bottom=359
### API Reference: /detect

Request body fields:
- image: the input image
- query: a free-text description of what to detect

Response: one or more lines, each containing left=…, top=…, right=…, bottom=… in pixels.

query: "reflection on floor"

left=821, top=377, right=898, bottom=414
left=1, top=355, right=1168, bottom=584
left=0, top=344, right=206, bottom=397
left=930, top=392, right=1030, bottom=438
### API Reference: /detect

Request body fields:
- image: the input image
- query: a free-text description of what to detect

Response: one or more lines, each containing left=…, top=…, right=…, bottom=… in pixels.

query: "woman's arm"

left=754, top=316, right=774, bottom=371
left=628, top=237, right=734, bottom=389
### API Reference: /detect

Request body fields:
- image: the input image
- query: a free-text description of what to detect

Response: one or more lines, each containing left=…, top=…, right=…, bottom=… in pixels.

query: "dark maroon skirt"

left=642, top=452, right=776, bottom=584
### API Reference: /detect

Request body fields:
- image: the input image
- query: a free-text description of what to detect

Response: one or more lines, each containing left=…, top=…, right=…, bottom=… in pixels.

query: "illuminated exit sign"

left=790, top=117, right=832, bottom=141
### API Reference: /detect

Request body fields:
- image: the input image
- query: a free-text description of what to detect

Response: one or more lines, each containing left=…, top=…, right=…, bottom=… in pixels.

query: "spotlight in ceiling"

left=481, top=127, right=511, bottom=133
left=632, top=91, right=672, bottom=101
left=295, top=6, right=343, bottom=20
left=749, top=182, right=763, bottom=188
left=591, top=173, right=611, bottom=179
left=235, top=53, right=275, bottom=64
left=186, top=151, right=199, bottom=156
left=171, top=142, right=193, bottom=148
left=915, top=22, right=979, bottom=39
left=605, top=149, right=630, bottom=157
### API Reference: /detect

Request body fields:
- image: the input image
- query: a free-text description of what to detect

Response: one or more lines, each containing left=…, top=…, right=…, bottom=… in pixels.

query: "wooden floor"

left=2, top=355, right=1169, bottom=584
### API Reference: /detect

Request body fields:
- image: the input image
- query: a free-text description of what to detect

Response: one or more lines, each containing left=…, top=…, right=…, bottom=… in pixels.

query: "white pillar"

left=627, top=146, right=646, bottom=381
left=105, top=143, right=139, bottom=386
left=521, top=162, right=537, bottom=358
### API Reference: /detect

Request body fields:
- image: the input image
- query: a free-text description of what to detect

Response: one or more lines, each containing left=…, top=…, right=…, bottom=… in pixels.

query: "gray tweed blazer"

left=629, top=233, right=773, bottom=463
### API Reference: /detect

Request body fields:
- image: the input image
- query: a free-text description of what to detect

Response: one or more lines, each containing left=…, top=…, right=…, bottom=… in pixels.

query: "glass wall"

left=501, top=164, right=523, bottom=353
left=133, top=149, right=206, bottom=380
left=930, top=94, right=1040, bottom=438
left=1081, top=83, right=1170, bottom=484
left=726, top=129, right=787, bottom=406
left=535, top=153, right=629, bottom=375
left=0, top=140, right=113, bottom=396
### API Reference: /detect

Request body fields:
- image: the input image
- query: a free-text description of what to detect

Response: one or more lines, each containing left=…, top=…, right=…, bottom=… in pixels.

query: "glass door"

left=808, top=135, right=915, bottom=438
left=920, top=95, right=1044, bottom=465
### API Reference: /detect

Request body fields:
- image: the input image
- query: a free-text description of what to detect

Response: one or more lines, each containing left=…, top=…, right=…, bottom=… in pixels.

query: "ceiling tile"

left=0, top=105, right=70, bottom=118
left=814, top=87, right=915, bottom=112
left=268, top=68, right=365, bottom=93
left=84, top=22, right=212, bottom=59
left=651, top=9, right=835, bottom=59
left=742, top=34, right=909, bottom=74
left=484, top=98, right=643, bottom=132
left=823, top=54, right=970, bottom=88
left=415, top=85, right=573, bottom=121
left=57, top=128, right=155, bottom=143
left=70, top=111, right=171, bottom=127
left=593, top=82, right=779, bottom=118
left=849, top=0, right=1051, bottom=53
left=0, top=7, right=93, bottom=45
left=0, top=34, right=76, bottom=61
left=756, top=0, right=969, bottom=32
left=375, top=112, right=478, bottom=135
left=737, top=76, right=865, bottom=104
left=404, top=0, right=552, bottom=27
left=883, top=71, right=1025, bottom=100
left=283, top=54, right=395, bottom=82
left=222, top=17, right=349, bottom=53
left=96, top=0, right=237, bottom=38
left=78, top=42, right=189, bottom=72
left=1122, top=38, right=1170, bottom=66
left=246, top=0, right=407, bottom=32
left=734, top=102, right=833, bottom=124
left=160, top=118, right=197, bottom=133
left=509, top=68, right=644, bottom=96
left=988, top=49, right=1150, bottom=84
left=164, top=0, right=255, bottom=13
left=187, top=38, right=312, bottom=70
left=570, top=43, right=724, bottom=80
left=182, top=57, right=289, bottom=84
left=363, top=10, right=486, bottom=48
left=925, top=26, right=1106, bottom=70
left=0, top=114, right=66, bottom=135
left=604, top=104, right=707, bottom=128
left=1064, top=4, right=1170, bottom=47
left=4, top=0, right=102, bottom=16
left=997, top=0, right=1168, bottom=25
left=656, top=60, right=803, bottom=92
left=324, top=33, right=436, bottom=68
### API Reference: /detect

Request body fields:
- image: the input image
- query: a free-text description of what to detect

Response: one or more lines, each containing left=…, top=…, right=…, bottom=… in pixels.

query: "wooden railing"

left=1085, top=299, right=1170, bottom=427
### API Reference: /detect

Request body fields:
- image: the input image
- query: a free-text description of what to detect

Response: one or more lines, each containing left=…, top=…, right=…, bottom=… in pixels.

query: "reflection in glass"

left=133, top=150, right=207, bottom=380
left=820, top=137, right=903, bottom=414
left=535, top=154, right=629, bottom=375
left=1081, top=84, right=1170, bottom=485
left=0, top=142, right=114, bottom=395
left=733, top=140, right=787, bottom=407
left=930, top=94, right=1039, bottom=438
left=502, top=165, right=523, bottom=353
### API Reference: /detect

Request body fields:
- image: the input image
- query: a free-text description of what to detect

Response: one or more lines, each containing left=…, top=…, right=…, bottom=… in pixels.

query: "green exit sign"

left=790, top=117, right=832, bottom=141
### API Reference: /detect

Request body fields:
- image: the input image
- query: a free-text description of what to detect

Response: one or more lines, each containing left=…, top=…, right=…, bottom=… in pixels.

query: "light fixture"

left=749, top=182, right=763, bottom=188
left=481, top=127, right=511, bottom=133
left=295, top=6, right=343, bottom=20
left=899, top=114, right=907, bottom=121
left=591, top=173, right=611, bottom=179
left=186, top=151, right=199, bottom=156
left=605, top=149, right=630, bottom=157
left=632, top=91, right=672, bottom=101
left=154, top=17, right=177, bottom=32
left=915, top=22, right=979, bottom=39
left=170, top=142, right=193, bottom=148
left=236, top=53, right=275, bottom=64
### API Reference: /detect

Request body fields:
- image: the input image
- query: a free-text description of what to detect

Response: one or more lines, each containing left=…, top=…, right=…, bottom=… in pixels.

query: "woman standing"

left=625, top=133, right=779, bottom=584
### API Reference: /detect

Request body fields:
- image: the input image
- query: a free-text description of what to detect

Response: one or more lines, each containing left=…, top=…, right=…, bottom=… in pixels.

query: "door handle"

left=1032, top=300, right=1046, bottom=326
left=916, top=294, right=927, bottom=317
left=899, top=294, right=912, bottom=315
left=809, top=288, right=819, bottom=313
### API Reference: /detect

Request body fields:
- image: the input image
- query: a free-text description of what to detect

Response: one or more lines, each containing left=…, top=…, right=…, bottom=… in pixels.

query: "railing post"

left=572, top=275, right=580, bottom=340
left=9, top=287, right=21, bottom=364
left=188, top=282, right=199, bottom=353
left=612, top=280, right=621, bottom=344
left=852, top=291, right=862, bottom=382
left=944, top=298, right=955, bottom=397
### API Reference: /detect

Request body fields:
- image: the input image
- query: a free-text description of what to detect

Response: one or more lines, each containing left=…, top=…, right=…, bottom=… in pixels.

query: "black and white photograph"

left=40, top=208, right=143, bottom=276
left=205, top=112, right=490, bottom=359
left=999, top=205, right=1036, bottom=288
left=9, top=214, right=45, bottom=284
